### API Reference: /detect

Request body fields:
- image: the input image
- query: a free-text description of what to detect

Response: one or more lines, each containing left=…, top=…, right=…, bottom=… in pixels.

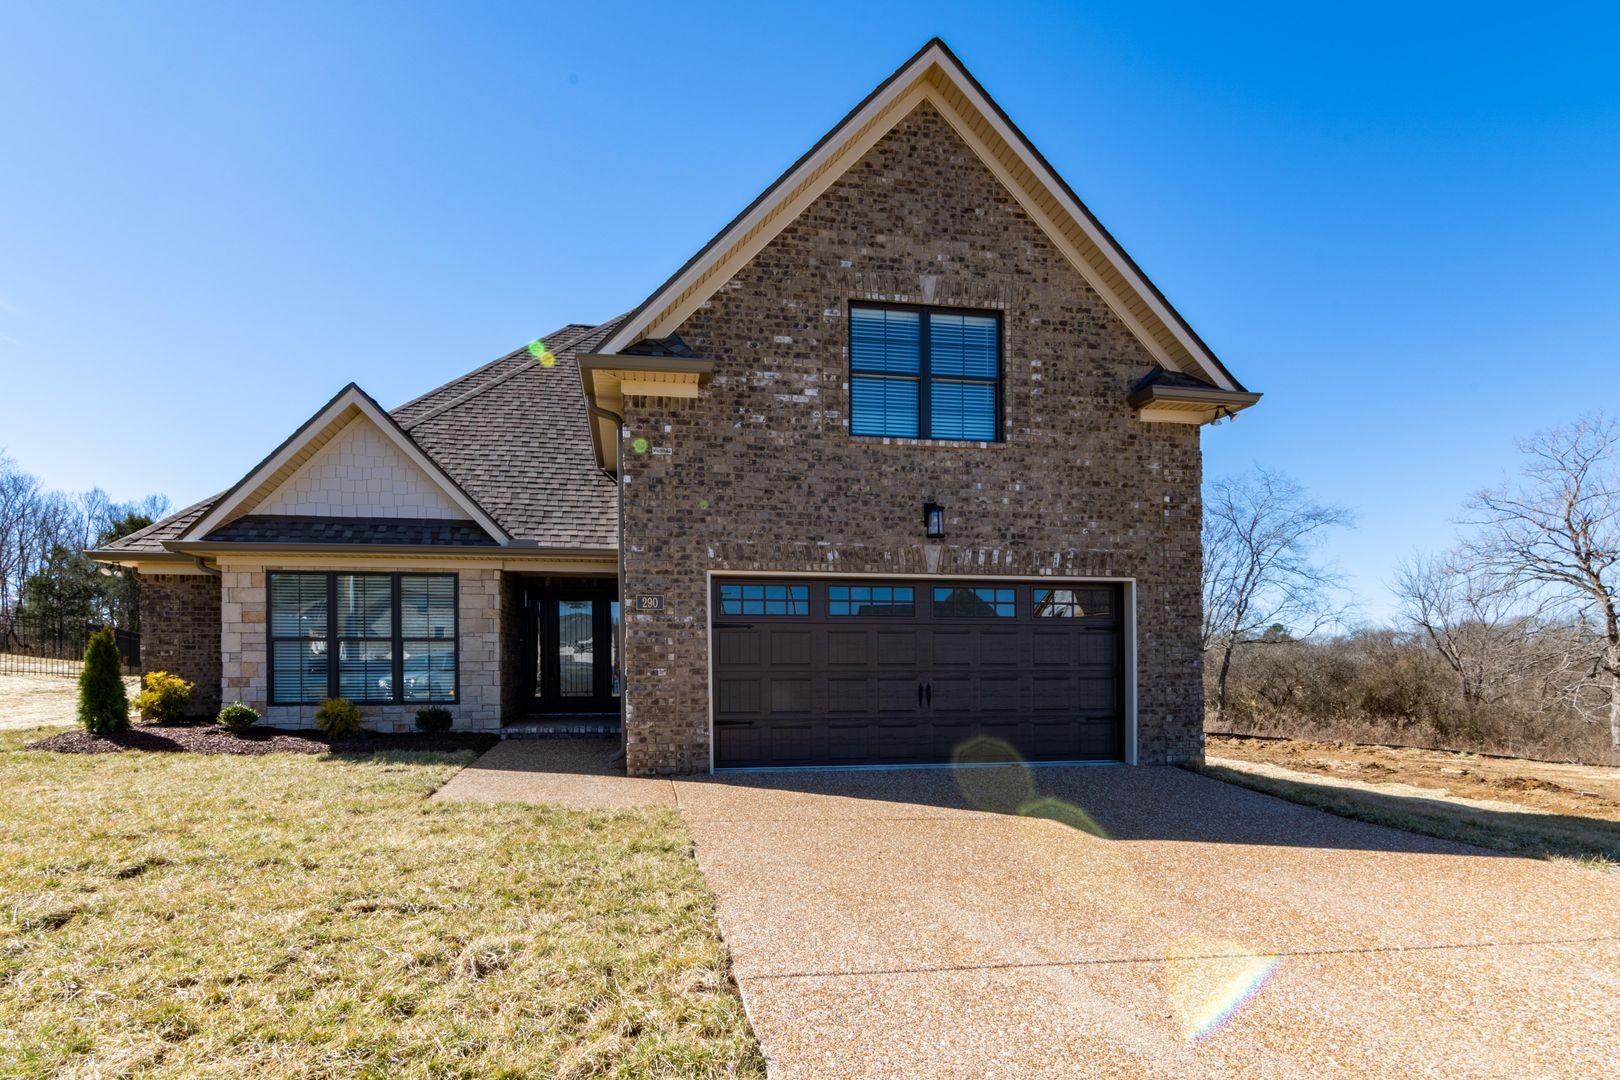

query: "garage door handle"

left=917, top=682, right=925, bottom=708
left=924, top=682, right=932, bottom=707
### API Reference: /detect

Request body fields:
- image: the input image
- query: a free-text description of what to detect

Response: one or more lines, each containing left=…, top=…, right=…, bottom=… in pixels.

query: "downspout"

left=588, top=402, right=628, bottom=764
left=191, top=556, right=222, bottom=576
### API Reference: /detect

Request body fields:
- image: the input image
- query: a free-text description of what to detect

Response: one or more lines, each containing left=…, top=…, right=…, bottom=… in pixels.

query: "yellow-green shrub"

left=132, top=670, right=194, bottom=723
left=313, top=697, right=364, bottom=738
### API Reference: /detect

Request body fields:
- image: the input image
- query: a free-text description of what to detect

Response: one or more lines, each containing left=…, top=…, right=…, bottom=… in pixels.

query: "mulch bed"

left=25, top=722, right=499, bottom=757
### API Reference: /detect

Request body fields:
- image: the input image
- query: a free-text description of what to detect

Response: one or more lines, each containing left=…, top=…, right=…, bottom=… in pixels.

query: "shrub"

left=217, top=702, right=260, bottom=734
left=132, top=670, right=194, bottom=723
left=313, top=697, right=364, bottom=738
left=77, top=627, right=129, bottom=735
left=415, top=707, right=453, bottom=733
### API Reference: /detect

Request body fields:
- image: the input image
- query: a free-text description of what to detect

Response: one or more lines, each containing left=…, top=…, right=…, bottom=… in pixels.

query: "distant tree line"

left=0, top=452, right=169, bottom=638
left=1205, top=415, right=1619, bottom=762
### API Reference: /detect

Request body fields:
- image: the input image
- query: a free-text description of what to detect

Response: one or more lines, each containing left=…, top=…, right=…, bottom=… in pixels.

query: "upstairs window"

left=849, top=304, right=1001, bottom=441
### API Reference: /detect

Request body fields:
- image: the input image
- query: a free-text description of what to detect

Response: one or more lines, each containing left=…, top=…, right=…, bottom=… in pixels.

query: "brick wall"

left=257, top=420, right=468, bottom=519
left=139, top=573, right=223, bottom=716
left=219, top=564, right=505, bottom=732
left=618, top=102, right=1206, bottom=774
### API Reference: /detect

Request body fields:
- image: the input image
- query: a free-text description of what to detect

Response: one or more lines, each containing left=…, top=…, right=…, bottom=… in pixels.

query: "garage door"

left=711, top=579, right=1124, bottom=768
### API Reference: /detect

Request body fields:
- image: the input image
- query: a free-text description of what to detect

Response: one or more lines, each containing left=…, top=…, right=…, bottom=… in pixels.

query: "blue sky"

left=2, top=2, right=1616, bottom=620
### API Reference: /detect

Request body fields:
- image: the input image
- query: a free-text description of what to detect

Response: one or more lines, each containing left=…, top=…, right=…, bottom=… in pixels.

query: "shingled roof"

left=98, top=319, right=622, bottom=555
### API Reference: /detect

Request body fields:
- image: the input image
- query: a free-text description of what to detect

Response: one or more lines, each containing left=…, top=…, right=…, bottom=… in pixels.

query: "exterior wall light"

left=924, top=500, right=945, bottom=539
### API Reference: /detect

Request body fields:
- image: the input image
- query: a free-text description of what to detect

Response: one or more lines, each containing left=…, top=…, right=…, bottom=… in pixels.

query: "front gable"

left=181, top=384, right=510, bottom=544
left=597, top=39, right=1248, bottom=395
left=255, top=418, right=466, bottom=520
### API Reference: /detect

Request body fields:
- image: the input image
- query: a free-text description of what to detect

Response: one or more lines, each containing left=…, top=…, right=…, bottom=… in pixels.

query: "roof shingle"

left=98, top=319, right=622, bottom=555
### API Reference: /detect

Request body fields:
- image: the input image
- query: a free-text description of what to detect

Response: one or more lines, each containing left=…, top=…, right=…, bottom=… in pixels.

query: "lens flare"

left=1165, top=939, right=1280, bottom=1043
left=527, top=339, right=557, bottom=367
left=951, top=736, right=1035, bottom=814
left=1016, top=795, right=1110, bottom=839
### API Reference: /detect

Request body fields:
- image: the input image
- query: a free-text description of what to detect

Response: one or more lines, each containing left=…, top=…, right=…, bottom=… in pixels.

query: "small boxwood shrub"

left=414, top=707, right=453, bottom=733
left=217, top=702, right=260, bottom=734
left=313, top=697, right=364, bottom=738
left=132, top=670, right=194, bottom=723
left=77, top=627, right=129, bottom=736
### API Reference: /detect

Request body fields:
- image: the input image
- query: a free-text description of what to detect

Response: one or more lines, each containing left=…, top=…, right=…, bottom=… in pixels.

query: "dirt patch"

left=26, top=722, right=499, bottom=757
left=0, top=671, right=140, bottom=730
left=1208, top=734, right=1620, bottom=821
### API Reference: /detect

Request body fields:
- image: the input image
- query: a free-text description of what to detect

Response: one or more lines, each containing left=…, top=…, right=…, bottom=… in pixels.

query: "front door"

left=535, top=592, right=620, bottom=713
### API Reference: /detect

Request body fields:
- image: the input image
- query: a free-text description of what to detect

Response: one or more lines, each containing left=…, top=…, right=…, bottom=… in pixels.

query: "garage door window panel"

left=933, top=587, right=1015, bottom=618
left=828, top=585, right=915, bottom=617
left=718, top=583, right=809, bottom=616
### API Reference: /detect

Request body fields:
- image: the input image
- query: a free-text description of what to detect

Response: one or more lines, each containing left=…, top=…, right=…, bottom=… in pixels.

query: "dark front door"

left=536, top=592, right=620, bottom=713
left=711, top=579, right=1124, bottom=768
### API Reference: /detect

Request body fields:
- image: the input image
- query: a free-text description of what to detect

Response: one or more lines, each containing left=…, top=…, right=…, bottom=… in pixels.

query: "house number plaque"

left=634, top=594, right=664, bottom=611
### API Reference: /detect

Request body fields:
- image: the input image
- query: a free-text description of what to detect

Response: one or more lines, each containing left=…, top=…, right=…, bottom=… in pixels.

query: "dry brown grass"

left=1200, top=744, right=1620, bottom=870
left=0, top=727, right=763, bottom=1078
left=0, top=671, right=139, bottom=731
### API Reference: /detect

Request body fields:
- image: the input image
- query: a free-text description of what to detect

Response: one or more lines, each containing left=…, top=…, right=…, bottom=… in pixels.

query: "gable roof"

left=95, top=321, right=622, bottom=558
left=596, top=38, right=1245, bottom=393
left=180, top=383, right=512, bottom=544
left=397, top=321, right=621, bottom=548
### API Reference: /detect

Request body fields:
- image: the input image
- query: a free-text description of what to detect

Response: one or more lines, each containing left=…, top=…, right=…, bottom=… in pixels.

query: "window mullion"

left=919, top=312, right=932, bottom=438
left=326, top=574, right=338, bottom=701
left=391, top=574, right=404, bottom=706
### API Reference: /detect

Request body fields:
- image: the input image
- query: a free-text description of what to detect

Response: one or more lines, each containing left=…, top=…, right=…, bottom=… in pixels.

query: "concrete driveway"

left=677, top=765, right=1620, bottom=1079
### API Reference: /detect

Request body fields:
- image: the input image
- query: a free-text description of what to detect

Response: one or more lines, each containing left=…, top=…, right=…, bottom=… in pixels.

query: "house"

left=91, top=40, right=1260, bottom=775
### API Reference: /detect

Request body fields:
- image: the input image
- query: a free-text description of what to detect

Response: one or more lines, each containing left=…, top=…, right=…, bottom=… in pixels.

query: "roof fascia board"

left=597, top=41, right=945, bottom=358
left=598, top=77, right=936, bottom=355
left=162, top=540, right=615, bottom=559
left=924, top=46, right=1242, bottom=392
left=598, top=40, right=1242, bottom=392
left=1125, top=384, right=1262, bottom=408
left=182, top=385, right=511, bottom=545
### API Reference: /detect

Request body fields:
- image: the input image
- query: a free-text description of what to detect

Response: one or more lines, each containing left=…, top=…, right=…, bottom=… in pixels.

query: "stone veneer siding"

left=139, top=573, right=223, bottom=715
left=219, top=565, right=504, bottom=732
left=617, top=102, right=1206, bottom=775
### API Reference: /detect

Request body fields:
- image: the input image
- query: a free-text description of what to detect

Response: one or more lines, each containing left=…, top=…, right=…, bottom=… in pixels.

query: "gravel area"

left=432, top=738, right=677, bottom=809
left=27, top=722, right=498, bottom=756
left=676, top=766, right=1620, bottom=1077
left=428, top=752, right=1620, bottom=1075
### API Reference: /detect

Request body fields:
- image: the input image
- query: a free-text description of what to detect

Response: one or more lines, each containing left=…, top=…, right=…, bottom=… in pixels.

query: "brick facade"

left=139, top=572, right=223, bottom=716
left=218, top=564, right=505, bottom=732
left=618, top=102, right=1206, bottom=774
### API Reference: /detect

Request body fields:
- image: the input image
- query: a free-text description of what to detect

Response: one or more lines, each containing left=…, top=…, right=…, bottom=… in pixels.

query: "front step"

left=502, top=719, right=620, bottom=739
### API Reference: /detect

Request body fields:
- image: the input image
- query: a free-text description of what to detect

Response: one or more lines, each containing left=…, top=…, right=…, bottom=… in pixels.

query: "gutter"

left=158, top=540, right=618, bottom=560
left=588, top=400, right=630, bottom=763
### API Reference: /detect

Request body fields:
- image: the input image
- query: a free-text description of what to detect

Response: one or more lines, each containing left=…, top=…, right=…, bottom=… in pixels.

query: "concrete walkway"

left=438, top=742, right=1620, bottom=1077
left=431, top=738, right=676, bottom=809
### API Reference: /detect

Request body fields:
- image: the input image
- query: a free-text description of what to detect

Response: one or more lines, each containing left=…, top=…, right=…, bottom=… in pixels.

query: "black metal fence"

left=0, top=614, right=140, bottom=677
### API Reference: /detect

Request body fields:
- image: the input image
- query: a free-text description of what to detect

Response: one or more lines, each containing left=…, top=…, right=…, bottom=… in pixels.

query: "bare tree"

left=1203, top=469, right=1353, bottom=722
left=1467, top=415, right=1620, bottom=749
left=1392, top=550, right=1546, bottom=707
left=0, top=453, right=39, bottom=615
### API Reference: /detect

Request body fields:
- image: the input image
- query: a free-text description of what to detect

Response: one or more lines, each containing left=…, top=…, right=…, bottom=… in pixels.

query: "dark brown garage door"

left=711, top=579, right=1124, bottom=768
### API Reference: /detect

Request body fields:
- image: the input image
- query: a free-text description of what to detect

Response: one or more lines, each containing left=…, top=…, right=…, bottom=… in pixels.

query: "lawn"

left=0, top=728, right=763, bottom=1078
